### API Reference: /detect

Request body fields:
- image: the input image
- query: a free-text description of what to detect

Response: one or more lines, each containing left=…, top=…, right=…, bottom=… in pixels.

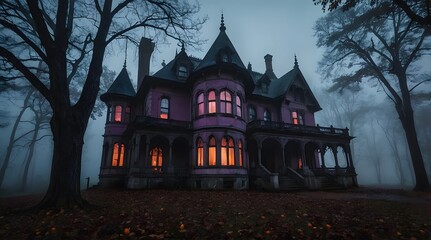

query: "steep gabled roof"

left=194, top=15, right=246, bottom=72
left=102, top=67, right=136, bottom=98
left=152, top=48, right=195, bottom=83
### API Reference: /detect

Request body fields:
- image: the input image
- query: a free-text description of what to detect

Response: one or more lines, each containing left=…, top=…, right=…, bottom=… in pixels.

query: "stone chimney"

left=264, top=54, right=276, bottom=79
left=137, top=37, right=155, bottom=88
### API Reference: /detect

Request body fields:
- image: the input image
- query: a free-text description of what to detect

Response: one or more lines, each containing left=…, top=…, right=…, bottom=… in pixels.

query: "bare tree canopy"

left=313, top=0, right=431, bottom=27
left=314, top=1, right=431, bottom=190
left=0, top=0, right=206, bottom=209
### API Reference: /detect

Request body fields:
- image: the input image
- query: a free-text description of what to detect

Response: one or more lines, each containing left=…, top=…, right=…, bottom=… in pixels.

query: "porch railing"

left=134, top=116, right=191, bottom=129
left=247, top=120, right=349, bottom=136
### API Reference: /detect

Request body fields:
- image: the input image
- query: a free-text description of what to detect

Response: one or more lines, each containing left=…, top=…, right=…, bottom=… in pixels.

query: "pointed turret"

left=101, top=67, right=136, bottom=102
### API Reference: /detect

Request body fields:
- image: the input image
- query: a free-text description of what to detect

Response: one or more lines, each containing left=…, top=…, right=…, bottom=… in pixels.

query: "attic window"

left=178, top=66, right=188, bottom=78
left=222, top=53, right=229, bottom=62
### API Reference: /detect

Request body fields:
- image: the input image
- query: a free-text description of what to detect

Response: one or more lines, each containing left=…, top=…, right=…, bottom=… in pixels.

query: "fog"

left=1, top=0, right=430, bottom=196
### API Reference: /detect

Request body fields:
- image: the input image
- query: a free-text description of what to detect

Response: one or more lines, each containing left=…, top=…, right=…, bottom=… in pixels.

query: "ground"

left=0, top=188, right=430, bottom=239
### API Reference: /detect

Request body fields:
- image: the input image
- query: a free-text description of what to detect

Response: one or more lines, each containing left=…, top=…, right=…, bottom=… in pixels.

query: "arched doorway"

left=285, top=140, right=302, bottom=170
left=304, top=142, right=320, bottom=169
left=261, top=138, right=282, bottom=173
left=149, top=135, right=169, bottom=172
left=172, top=137, right=190, bottom=174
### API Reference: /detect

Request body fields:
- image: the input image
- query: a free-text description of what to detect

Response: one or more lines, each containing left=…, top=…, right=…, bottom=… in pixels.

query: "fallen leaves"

left=0, top=189, right=430, bottom=239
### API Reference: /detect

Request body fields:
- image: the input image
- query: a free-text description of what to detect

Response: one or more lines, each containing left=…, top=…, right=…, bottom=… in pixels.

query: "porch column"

left=300, top=141, right=307, bottom=168
left=320, top=145, right=326, bottom=169
left=347, top=145, right=354, bottom=168
left=167, top=139, right=174, bottom=173
left=144, top=140, right=150, bottom=166
left=332, top=146, right=340, bottom=168
left=257, top=141, right=263, bottom=166
left=344, top=147, right=350, bottom=168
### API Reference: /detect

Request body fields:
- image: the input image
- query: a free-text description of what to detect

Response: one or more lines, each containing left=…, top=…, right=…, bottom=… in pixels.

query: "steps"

left=278, top=176, right=305, bottom=191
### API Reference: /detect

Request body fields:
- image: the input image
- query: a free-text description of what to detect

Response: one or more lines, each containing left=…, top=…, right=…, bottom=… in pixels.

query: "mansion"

left=98, top=16, right=357, bottom=191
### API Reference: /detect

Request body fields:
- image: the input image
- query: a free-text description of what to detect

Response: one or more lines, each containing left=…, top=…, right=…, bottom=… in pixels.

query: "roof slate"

left=105, top=67, right=136, bottom=97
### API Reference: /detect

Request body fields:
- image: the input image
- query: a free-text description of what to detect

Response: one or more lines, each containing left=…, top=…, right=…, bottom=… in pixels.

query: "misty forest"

left=0, top=0, right=430, bottom=239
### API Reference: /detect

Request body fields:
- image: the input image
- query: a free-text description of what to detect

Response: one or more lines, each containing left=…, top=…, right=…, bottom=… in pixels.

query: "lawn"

left=0, top=188, right=430, bottom=239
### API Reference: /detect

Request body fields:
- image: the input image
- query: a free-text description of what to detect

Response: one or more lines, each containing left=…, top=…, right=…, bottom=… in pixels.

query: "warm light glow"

left=112, top=143, right=119, bottom=166
left=197, top=138, right=204, bottom=166
left=228, top=138, right=235, bottom=165
left=221, top=137, right=235, bottom=166
left=112, top=143, right=124, bottom=167
left=221, top=137, right=227, bottom=165
left=236, top=95, right=242, bottom=117
left=238, top=140, right=243, bottom=167
left=220, top=90, right=232, bottom=114
left=208, top=137, right=216, bottom=165
left=197, top=93, right=204, bottom=115
left=114, top=105, right=122, bottom=122
left=119, top=144, right=125, bottom=166
left=292, top=111, right=304, bottom=125
left=208, top=91, right=216, bottom=113
left=160, top=98, right=169, bottom=119
left=298, top=158, right=303, bottom=169
left=150, top=147, right=163, bottom=169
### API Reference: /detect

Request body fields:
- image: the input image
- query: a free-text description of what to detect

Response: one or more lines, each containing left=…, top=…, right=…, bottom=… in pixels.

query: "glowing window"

left=112, top=143, right=125, bottom=167
left=220, top=90, right=232, bottom=114
left=292, top=111, right=304, bottom=125
left=150, top=147, right=163, bottom=169
left=114, top=105, right=122, bottom=122
left=238, top=140, right=243, bottom=167
left=197, top=93, right=204, bottom=116
left=221, top=137, right=235, bottom=166
left=197, top=138, right=204, bottom=166
left=160, top=98, right=169, bottom=119
left=236, top=95, right=242, bottom=117
left=263, top=110, right=271, bottom=121
left=208, top=137, right=216, bottom=166
left=208, top=91, right=216, bottom=114
left=248, top=106, right=256, bottom=121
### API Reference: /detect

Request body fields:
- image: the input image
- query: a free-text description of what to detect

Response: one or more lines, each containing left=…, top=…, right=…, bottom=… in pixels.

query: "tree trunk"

left=20, top=113, right=41, bottom=191
left=36, top=109, right=88, bottom=209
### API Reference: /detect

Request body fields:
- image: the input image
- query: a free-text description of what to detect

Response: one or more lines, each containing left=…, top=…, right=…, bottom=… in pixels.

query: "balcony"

left=246, top=120, right=349, bottom=137
left=134, top=116, right=191, bottom=130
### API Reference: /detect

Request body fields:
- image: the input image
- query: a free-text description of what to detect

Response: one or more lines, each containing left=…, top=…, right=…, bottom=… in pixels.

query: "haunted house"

left=99, top=16, right=357, bottom=191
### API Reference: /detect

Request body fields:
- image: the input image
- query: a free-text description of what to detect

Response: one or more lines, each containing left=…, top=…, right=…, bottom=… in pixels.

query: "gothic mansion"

left=98, top=17, right=357, bottom=191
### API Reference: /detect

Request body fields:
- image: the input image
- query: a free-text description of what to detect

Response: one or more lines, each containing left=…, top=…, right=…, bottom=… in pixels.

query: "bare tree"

left=314, top=1, right=431, bottom=191
left=0, top=0, right=205, bottom=209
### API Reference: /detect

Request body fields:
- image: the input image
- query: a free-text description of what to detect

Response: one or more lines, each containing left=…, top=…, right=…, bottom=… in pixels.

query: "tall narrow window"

left=292, top=111, right=304, bottom=125
left=208, top=91, right=216, bottom=114
left=197, top=93, right=204, bottom=116
left=107, top=106, right=111, bottom=123
left=220, top=90, right=232, bottom=114
left=178, top=66, right=188, bottom=78
left=238, top=140, right=243, bottom=167
left=208, top=137, right=216, bottom=166
left=221, top=137, right=235, bottom=166
left=160, top=98, right=169, bottom=119
left=264, top=110, right=271, bottom=121
left=249, top=106, right=256, bottom=121
left=112, top=143, right=125, bottom=167
left=236, top=95, right=242, bottom=117
left=197, top=138, right=204, bottom=166
left=114, top=105, right=122, bottom=122
left=150, top=147, right=163, bottom=170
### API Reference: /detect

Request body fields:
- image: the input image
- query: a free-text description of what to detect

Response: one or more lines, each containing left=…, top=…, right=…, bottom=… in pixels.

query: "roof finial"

left=181, top=41, right=185, bottom=52
left=220, top=12, right=226, bottom=32
left=123, top=38, right=128, bottom=68
left=294, top=54, right=298, bottom=68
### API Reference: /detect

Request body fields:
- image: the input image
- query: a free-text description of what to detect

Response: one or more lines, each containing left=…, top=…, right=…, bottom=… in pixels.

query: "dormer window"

left=222, top=53, right=229, bottom=62
left=178, top=65, right=188, bottom=78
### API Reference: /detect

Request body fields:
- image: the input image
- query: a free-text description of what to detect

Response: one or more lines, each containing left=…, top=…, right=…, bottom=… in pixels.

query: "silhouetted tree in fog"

left=314, top=1, right=431, bottom=190
left=0, top=0, right=205, bottom=209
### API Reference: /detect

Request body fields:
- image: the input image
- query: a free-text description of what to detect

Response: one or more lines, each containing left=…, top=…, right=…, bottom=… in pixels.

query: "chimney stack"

left=137, top=37, right=155, bottom=89
left=264, top=54, right=276, bottom=79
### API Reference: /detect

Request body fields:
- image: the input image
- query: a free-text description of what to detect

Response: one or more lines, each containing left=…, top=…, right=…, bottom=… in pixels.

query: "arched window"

left=150, top=147, right=163, bottom=170
left=178, top=66, right=188, bottom=78
left=208, top=137, right=216, bottom=166
left=238, top=140, right=243, bottom=167
left=112, top=143, right=125, bottom=167
left=292, top=111, right=304, bottom=125
left=220, top=90, right=232, bottom=114
left=208, top=91, right=216, bottom=114
left=236, top=95, right=242, bottom=117
left=160, top=98, right=169, bottom=119
left=249, top=106, right=256, bottom=121
left=221, top=137, right=235, bottom=166
left=197, top=138, right=204, bottom=166
left=264, top=110, right=271, bottom=121
left=114, top=105, right=122, bottom=122
left=197, top=93, right=204, bottom=116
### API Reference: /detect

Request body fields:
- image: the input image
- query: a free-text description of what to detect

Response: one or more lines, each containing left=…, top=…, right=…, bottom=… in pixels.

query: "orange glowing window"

left=197, top=93, right=204, bottom=115
left=197, top=138, right=204, bottom=166
left=220, top=90, right=232, bottom=114
left=221, top=137, right=235, bottom=166
left=236, top=95, right=242, bottom=117
left=208, top=91, right=216, bottom=113
left=238, top=140, right=243, bottom=167
left=292, top=111, right=304, bottom=125
left=150, top=147, right=163, bottom=168
left=298, top=158, right=303, bottom=169
left=112, top=143, right=125, bottom=167
left=160, top=98, right=169, bottom=119
left=208, top=137, right=216, bottom=166
left=114, top=105, right=122, bottom=122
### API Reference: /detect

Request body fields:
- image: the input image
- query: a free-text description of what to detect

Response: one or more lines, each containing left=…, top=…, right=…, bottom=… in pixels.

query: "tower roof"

left=102, top=67, right=136, bottom=100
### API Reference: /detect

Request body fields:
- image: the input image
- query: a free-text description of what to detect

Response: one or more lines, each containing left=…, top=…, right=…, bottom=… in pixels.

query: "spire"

left=220, top=13, right=226, bottom=32
left=294, top=54, right=299, bottom=68
left=123, top=38, right=128, bottom=68
left=181, top=41, right=185, bottom=52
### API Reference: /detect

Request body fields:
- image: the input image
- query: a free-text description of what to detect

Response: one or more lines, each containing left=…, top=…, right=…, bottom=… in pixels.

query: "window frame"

left=197, top=92, right=205, bottom=116
left=236, top=95, right=242, bottom=117
left=197, top=138, right=204, bottom=166
left=208, top=90, right=217, bottom=114
left=208, top=136, right=216, bottom=166
left=263, top=109, right=271, bottom=121
left=111, top=143, right=125, bottom=167
left=178, top=65, right=188, bottom=78
left=160, top=97, right=169, bottom=119
left=248, top=105, right=256, bottom=121
left=220, top=90, right=232, bottom=114
left=114, top=105, right=122, bottom=122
